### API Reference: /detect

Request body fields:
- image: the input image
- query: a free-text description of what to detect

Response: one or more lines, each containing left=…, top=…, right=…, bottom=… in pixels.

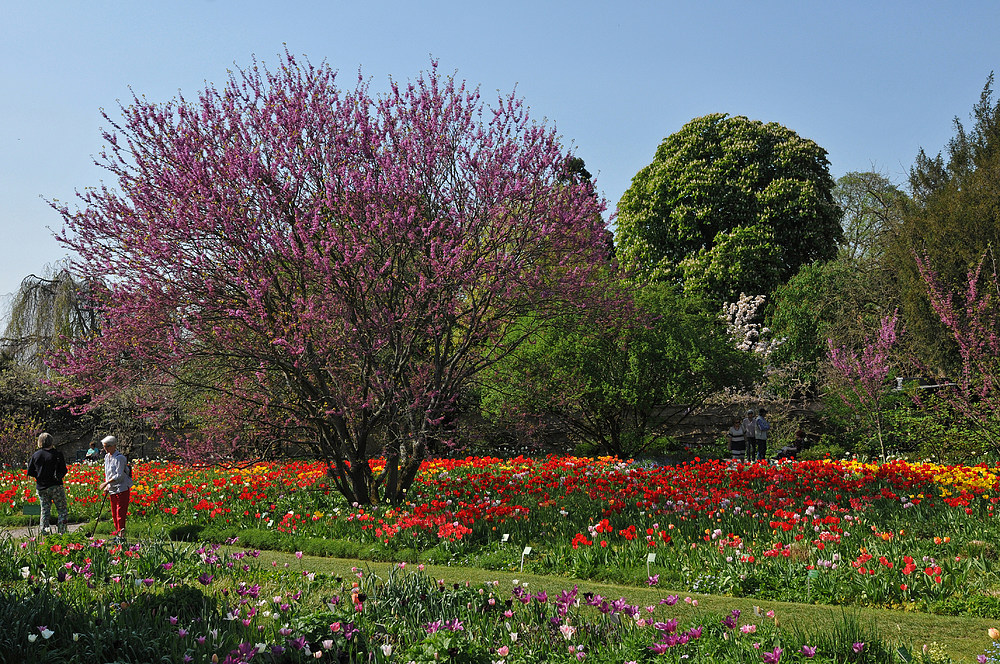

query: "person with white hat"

left=98, top=435, right=132, bottom=542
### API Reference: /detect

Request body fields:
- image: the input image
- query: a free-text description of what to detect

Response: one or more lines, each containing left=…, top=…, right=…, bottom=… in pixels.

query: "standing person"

left=98, top=435, right=132, bottom=542
left=26, top=432, right=69, bottom=535
left=725, top=417, right=747, bottom=462
left=754, top=408, right=771, bottom=462
left=742, top=410, right=757, bottom=461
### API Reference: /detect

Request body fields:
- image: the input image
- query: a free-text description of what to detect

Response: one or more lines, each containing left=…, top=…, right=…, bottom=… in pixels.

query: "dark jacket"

left=26, top=447, right=68, bottom=490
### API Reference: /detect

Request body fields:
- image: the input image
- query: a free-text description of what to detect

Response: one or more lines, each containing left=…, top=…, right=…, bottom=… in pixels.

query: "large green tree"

left=480, top=283, right=757, bottom=457
left=615, top=113, right=842, bottom=303
left=884, top=74, right=1000, bottom=370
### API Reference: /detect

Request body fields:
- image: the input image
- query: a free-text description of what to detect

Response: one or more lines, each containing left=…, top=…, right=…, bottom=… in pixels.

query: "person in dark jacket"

left=26, top=432, right=68, bottom=535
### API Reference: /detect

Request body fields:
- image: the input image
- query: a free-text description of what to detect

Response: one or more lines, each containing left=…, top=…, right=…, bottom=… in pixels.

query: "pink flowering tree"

left=915, top=250, right=1000, bottom=452
left=826, top=312, right=900, bottom=458
left=49, top=53, right=614, bottom=504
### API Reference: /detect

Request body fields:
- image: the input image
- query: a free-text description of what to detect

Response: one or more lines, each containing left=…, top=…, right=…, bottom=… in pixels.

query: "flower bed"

left=0, top=535, right=917, bottom=663
left=2, top=456, right=999, bottom=615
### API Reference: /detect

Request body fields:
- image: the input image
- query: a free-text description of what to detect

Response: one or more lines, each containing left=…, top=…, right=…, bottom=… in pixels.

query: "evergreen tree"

left=886, top=74, right=1000, bottom=370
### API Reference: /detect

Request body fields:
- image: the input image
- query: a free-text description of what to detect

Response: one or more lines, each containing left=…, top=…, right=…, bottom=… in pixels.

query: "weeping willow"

left=1, top=267, right=99, bottom=372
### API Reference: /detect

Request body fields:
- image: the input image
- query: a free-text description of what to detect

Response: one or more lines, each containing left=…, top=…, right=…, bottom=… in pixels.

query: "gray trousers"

left=37, top=484, right=68, bottom=534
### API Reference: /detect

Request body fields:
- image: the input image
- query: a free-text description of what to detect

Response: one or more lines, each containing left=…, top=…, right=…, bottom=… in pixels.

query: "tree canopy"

left=833, top=171, right=906, bottom=264
left=50, top=54, right=614, bottom=504
left=877, top=74, right=1000, bottom=370
left=481, top=282, right=757, bottom=457
left=614, top=113, right=842, bottom=302
left=766, top=259, right=888, bottom=392
left=1, top=267, right=99, bottom=373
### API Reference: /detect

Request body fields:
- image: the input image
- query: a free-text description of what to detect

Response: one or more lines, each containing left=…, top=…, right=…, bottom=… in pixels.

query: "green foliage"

left=481, top=282, right=758, bottom=457
left=766, top=260, right=879, bottom=389
left=834, top=171, right=907, bottom=264
left=122, top=584, right=218, bottom=626
left=788, top=611, right=900, bottom=664
left=930, top=594, right=1000, bottom=619
left=797, top=436, right=848, bottom=461
left=767, top=171, right=906, bottom=391
left=815, top=383, right=995, bottom=464
left=173, top=522, right=422, bottom=563
left=883, top=394, right=998, bottom=463
left=0, top=588, right=171, bottom=664
left=963, top=540, right=998, bottom=561
left=884, top=74, right=1000, bottom=370
left=405, top=630, right=489, bottom=664
left=615, top=112, right=842, bottom=303
left=820, top=376, right=915, bottom=459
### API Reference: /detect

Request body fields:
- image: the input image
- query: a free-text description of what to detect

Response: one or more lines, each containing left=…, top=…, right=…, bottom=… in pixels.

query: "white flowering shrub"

left=721, top=293, right=783, bottom=359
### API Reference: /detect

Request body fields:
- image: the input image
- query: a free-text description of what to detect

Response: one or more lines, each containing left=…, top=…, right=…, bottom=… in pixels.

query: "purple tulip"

left=762, top=647, right=782, bottom=663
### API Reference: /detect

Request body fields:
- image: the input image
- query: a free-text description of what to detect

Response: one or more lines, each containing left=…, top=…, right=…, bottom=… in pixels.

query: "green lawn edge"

left=246, top=548, right=995, bottom=664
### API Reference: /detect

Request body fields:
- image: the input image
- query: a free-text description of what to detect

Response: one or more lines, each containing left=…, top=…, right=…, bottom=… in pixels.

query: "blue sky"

left=3, top=1, right=1000, bottom=317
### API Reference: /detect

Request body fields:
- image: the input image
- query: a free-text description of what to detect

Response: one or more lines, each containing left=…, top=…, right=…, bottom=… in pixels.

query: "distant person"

left=742, top=410, right=757, bottom=460
left=85, top=442, right=102, bottom=462
left=725, top=417, right=747, bottom=461
left=774, top=429, right=805, bottom=461
left=98, top=435, right=132, bottom=542
left=754, top=408, right=771, bottom=461
left=26, top=432, right=69, bottom=535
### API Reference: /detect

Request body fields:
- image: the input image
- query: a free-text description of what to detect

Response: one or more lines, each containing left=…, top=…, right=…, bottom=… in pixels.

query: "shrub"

left=798, top=436, right=848, bottom=460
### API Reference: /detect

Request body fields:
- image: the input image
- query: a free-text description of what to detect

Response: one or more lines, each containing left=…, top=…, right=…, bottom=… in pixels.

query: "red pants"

left=109, top=490, right=130, bottom=535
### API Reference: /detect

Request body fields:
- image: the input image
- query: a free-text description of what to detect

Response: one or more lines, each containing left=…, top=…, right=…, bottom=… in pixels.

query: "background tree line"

left=3, top=57, right=1000, bottom=503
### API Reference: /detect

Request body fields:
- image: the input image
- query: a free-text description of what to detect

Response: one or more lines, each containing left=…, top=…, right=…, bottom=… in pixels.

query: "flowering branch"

left=48, top=52, right=617, bottom=504
left=826, top=311, right=900, bottom=458
left=915, top=249, right=1000, bottom=451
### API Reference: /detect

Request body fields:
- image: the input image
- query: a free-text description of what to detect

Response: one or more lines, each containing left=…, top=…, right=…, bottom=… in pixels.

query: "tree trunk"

left=394, top=436, right=427, bottom=505
left=383, top=438, right=400, bottom=504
